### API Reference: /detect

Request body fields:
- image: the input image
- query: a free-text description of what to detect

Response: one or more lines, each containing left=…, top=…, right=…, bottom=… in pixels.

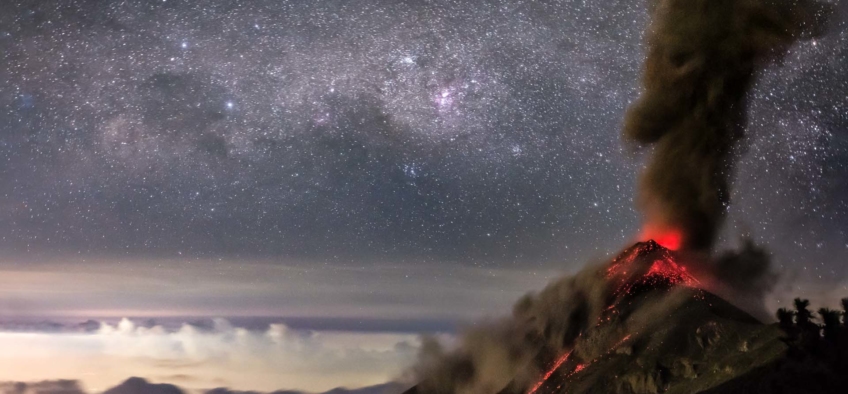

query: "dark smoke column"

left=625, top=0, right=830, bottom=251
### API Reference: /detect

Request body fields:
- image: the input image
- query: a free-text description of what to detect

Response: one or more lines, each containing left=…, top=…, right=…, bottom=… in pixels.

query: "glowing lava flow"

left=645, top=258, right=699, bottom=286
left=526, top=350, right=573, bottom=394
left=526, top=240, right=700, bottom=394
left=525, top=334, right=634, bottom=394
left=606, top=240, right=699, bottom=300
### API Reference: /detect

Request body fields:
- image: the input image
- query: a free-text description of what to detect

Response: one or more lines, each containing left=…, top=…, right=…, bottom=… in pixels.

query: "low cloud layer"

left=0, top=319, right=423, bottom=393
left=0, top=378, right=407, bottom=394
left=0, top=380, right=86, bottom=394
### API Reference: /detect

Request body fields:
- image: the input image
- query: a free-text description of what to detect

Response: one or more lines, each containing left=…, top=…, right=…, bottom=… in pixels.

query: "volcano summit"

left=407, top=241, right=847, bottom=394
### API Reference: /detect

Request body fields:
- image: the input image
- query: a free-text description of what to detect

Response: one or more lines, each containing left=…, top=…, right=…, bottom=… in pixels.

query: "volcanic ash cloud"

left=625, top=0, right=831, bottom=251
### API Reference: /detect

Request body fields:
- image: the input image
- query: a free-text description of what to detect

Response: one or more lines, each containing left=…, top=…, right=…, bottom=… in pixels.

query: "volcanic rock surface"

left=407, top=241, right=846, bottom=394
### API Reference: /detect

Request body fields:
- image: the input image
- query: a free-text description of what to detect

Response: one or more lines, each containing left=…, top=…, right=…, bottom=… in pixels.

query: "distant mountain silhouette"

left=96, top=378, right=408, bottom=394
left=319, top=382, right=408, bottom=394
left=103, top=378, right=184, bottom=394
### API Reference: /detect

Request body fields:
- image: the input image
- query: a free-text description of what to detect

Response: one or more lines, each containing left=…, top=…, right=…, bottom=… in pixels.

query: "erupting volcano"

left=519, top=240, right=711, bottom=394
left=404, top=0, right=840, bottom=392
left=407, top=241, right=847, bottom=394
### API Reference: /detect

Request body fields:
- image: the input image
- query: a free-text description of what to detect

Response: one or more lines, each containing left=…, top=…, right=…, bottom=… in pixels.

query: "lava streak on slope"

left=526, top=240, right=700, bottom=394
left=526, top=350, right=573, bottom=394
left=526, top=334, right=635, bottom=394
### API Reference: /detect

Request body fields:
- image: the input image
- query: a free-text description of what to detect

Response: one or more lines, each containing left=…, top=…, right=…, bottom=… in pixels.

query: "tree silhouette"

left=794, top=298, right=814, bottom=328
left=777, top=307, right=796, bottom=331
left=774, top=298, right=848, bottom=374
left=819, top=308, right=841, bottom=342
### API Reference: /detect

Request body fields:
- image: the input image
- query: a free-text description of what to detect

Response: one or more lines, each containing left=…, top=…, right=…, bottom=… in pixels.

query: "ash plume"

left=625, top=0, right=831, bottom=251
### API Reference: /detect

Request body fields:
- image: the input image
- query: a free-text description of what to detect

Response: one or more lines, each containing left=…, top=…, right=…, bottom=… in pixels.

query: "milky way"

left=0, top=0, right=846, bottom=283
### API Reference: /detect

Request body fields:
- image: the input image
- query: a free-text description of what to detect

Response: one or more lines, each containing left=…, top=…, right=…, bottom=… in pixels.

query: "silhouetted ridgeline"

left=0, top=378, right=410, bottom=394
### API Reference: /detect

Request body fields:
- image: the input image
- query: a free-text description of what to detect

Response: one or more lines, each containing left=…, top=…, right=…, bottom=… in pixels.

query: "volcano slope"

left=407, top=241, right=846, bottom=394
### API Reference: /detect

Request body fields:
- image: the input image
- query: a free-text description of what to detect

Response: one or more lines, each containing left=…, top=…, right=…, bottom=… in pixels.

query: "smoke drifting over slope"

left=625, top=0, right=831, bottom=251
left=409, top=242, right=777, bottom=394
left=411, top=256, right=614, bottom=393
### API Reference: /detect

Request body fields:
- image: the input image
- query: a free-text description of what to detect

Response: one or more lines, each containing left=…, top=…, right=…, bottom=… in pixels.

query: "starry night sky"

left=0, top=0, right=846, bottom=311
left=0, top=0, right=846, bottom=391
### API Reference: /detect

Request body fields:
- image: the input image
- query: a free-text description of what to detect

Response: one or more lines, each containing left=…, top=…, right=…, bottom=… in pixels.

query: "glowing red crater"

left=639, top=225, right=683, bottom=251
left=606, top=239, right=700, bottom=297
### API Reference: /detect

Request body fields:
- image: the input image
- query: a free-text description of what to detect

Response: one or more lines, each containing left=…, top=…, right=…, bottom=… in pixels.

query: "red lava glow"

left=639, top=225, right=682, bottom=251
left=653, top=231, right=682, bottom=251
left=526, top=240, right=704, bottom=394
left=645, top=258, right=700, bottom=286
left=525, top=334, right=635, bottom=394
left=606, top=240, right=700, bottom=300
left=527, top=350, right=573, bottom=394
left=612, top=334, right=632, bottom=349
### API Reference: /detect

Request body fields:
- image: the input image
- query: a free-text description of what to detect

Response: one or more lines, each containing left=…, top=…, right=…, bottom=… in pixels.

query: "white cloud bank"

left=0, top=319, right=423, bottom=393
